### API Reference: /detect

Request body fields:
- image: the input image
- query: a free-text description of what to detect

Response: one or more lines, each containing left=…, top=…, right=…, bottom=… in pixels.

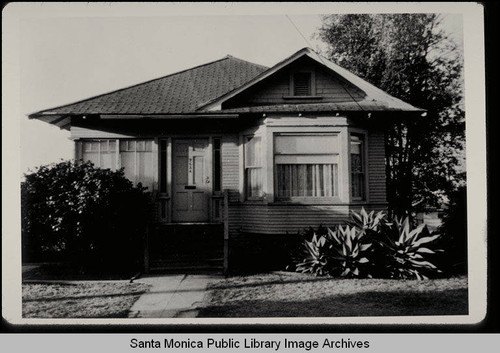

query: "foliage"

left=376, top=217, right=442, bottom=280
left=21, top=160, right=151, bottom=273
left=435, top=186, right=467, bottom=275
left=317, top=14, right=465, bottom=215
left=290, top=208, right=443, bottom=279
left=326, top=226, right=373, bottom=278
left=294, top=233, right=331, bottom=276
left=348, top=208, right=386, bottom=234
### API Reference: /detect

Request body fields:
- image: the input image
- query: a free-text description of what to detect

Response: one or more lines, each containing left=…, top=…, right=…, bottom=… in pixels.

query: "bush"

left=289, top=208, right=443, bottom=279
left=435, top=186, right=467, bottom=275
left=21, top=161, right=151, bottom=273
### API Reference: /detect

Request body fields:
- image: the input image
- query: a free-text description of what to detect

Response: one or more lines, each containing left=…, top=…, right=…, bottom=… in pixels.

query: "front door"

left=172, top=138, right=211, bottom=222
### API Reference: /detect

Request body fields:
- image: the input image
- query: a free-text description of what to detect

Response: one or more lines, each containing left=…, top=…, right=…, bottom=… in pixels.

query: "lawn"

left=198, top=272, right=468, bottom=317
left=23, top=282, right=150, bottom=318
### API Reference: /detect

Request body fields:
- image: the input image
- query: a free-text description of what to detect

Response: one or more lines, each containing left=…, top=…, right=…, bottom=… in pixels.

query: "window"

left=244, top=136, right=263, bottom=199
left=119, top=140, right=154, bottom=188
left=81, top=140, right=117, bottom=170
left=351, top=134, right=365, bottom=200
left=293, top=72, right=312, bottom=96
left=275, top=133, right=339, bottom=200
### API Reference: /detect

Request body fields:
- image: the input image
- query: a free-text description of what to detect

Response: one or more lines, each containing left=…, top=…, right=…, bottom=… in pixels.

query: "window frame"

left=244, top=134, right=264, bottom=200
left=273, top=132, right=342, bottom=204
left=289, top=70, right=316, bottom=97
left=349, top=131, right=368, bottom=202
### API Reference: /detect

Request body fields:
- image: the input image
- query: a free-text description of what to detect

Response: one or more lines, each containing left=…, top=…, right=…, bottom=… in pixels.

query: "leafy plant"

left=294, top=233, right=331, bottom=276
left=348, top=208, right=387, bottom=235
left=21, top=160, right=151, bottom=273
left=326, top=226, right=373, bottom=278
left=376, top=216, right=442, bottom=279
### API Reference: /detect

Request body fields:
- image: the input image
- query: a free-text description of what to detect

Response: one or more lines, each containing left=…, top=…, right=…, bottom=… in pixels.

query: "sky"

left=7, top=3, right=465, bottom=176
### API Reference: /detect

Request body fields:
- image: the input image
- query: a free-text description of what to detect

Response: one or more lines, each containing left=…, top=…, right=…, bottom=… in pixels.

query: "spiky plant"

left=326, top=225, right=373, bottom=278
left=294, top=233, right=331, bottom=276
left=377, top=216, right=442, bottom=280
left=348, top=207, right=387, bottom=235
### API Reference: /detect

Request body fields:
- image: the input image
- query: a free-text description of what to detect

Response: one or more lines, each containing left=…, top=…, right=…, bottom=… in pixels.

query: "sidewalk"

left=128, top=274, right=219, bottom=318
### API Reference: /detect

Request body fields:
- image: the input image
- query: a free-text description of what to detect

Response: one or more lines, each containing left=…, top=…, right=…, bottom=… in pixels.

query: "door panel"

left=172, top=139, right=211, bottom=222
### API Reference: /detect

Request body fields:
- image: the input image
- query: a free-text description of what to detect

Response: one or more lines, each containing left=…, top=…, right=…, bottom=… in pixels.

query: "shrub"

left=289, top=208, right=443, bottom=279
left=435, top=186, right=467, bottom=275
left=326, top=226, right=373, bottom=278
left=292, top=225, right=374, bottom=278
left=375, top=217, right=442, bottom=280
left=21, top=161, right=151, bottom=273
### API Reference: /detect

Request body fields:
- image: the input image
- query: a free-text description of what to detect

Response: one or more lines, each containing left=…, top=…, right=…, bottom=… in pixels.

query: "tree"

left=317, top=14, right=465, bottom=216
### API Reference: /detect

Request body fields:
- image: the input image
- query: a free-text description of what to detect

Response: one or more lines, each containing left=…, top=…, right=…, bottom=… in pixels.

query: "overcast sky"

left=7, top=3, right=464, bottom=175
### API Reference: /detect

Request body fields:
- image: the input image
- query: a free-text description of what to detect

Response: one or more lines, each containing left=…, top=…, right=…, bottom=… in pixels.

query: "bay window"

left=274, top=133, right=339, bottom=201
left=244, top=135, right=263, bottom=199
left=350, top=134, right=365, bottom=200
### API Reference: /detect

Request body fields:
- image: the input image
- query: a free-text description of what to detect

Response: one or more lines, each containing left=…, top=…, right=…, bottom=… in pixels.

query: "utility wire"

left=285, top=14, right=367, bottom=113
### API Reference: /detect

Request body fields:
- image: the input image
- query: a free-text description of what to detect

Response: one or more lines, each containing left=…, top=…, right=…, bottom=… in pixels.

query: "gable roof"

left=199, top=47, right=423, bottom=113
left=29, top=47, right=423, bottom=124
left=29, top=55, right=268, bottom=117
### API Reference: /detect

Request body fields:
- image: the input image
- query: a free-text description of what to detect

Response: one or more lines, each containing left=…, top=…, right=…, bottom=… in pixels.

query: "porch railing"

left=145, top=189, right=229, bottom=274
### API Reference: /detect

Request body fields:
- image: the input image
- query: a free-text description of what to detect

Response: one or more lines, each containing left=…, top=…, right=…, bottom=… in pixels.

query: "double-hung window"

left=244, top=135, right=263, bottom=199
left=274, top=133, right=339, bottom=201
left=350, top=134, right=365, bottom=200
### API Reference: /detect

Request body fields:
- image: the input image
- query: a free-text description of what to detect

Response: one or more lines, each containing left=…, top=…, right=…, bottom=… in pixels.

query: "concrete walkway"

left=128, top=274, right=219, bottom=318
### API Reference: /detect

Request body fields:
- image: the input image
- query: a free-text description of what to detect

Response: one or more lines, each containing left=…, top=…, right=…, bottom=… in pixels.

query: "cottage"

left=29, top=47, right=423, bottom=273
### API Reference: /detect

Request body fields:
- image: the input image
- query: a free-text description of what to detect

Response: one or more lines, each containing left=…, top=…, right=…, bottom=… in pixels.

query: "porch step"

left=147, top=223, right=225, bottom=274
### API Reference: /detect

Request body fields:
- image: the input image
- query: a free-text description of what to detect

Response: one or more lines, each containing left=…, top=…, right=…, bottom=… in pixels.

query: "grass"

left=22, top=282, right=150, bottom=318
left=198, top=272, right=468, bottom=317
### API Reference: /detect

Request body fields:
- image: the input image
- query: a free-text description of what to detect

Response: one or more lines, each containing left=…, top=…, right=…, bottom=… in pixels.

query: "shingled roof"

left=29, top=48, right=423, bottom=125
left=29, top=55, right=268, bottom=117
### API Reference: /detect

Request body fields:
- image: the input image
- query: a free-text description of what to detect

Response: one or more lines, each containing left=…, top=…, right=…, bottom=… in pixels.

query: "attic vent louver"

left=293, top=72, right=311, bottom=96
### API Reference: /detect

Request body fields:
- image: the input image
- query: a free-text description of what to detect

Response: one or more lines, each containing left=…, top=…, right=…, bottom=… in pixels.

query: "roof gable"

left=199, top=48, right=423, bottom=113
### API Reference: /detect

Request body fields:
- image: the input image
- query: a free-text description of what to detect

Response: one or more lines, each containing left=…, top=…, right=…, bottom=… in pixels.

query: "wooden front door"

left=172, top=138, right=211, bottom=222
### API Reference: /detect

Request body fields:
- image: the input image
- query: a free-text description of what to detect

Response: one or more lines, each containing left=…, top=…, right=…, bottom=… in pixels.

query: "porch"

left=144, top=191, right=229, bottom=274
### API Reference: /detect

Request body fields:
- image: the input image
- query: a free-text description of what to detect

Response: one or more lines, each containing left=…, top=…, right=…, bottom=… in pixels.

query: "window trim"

left=349, top=131, right=369, bottom=202
left=289, top=70, right=316, bottom=97
left=244, top=135, right=264, bottom=200
left=273, top=132, right=342, bottom=203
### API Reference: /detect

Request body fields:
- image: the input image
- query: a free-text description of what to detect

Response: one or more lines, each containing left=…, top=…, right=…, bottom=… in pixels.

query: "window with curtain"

left=350, top=134, right=365, bottom=200
left=274, top=133, right=339, bottom=201
left=80, top=139, right=155, bottom=190
left=244, top=135, right=263, bottom=199
left=81, top=140, right=117, bottom=170
left=119, top=140, right=154, bottom=189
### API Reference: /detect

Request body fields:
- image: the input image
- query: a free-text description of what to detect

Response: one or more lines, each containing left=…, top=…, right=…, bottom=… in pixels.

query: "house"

left=29, top=47, right=424, bottom=273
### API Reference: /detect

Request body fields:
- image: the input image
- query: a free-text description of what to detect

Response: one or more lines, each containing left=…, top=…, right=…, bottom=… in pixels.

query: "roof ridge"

left=223, top=54, right=269, bottom=70
left=29, top=55, right=259, bottom=117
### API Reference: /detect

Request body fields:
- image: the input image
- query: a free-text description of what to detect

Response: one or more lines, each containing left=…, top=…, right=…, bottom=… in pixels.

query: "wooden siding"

left=367, top=130, right=387, bottom=204
left=227, top=202, right=387, bottom=236
left=223, top=57, right=366, bottom=109
left=221, top=134, right=240, bottom=203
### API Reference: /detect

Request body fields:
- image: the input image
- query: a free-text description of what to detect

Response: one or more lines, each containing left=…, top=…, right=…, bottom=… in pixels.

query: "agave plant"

left=348, top=207, right=387, bottom=235
left=294, top=233, right=331, bottom=276
left=377, top=216, right=442, bottom=280
left=326, top=225, right=373, bottom=278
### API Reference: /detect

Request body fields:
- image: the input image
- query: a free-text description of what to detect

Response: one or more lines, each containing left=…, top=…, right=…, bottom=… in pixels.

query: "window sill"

left=270, top=198, right=345, bottom=206
left=283, top=95, right=323, bottom=100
